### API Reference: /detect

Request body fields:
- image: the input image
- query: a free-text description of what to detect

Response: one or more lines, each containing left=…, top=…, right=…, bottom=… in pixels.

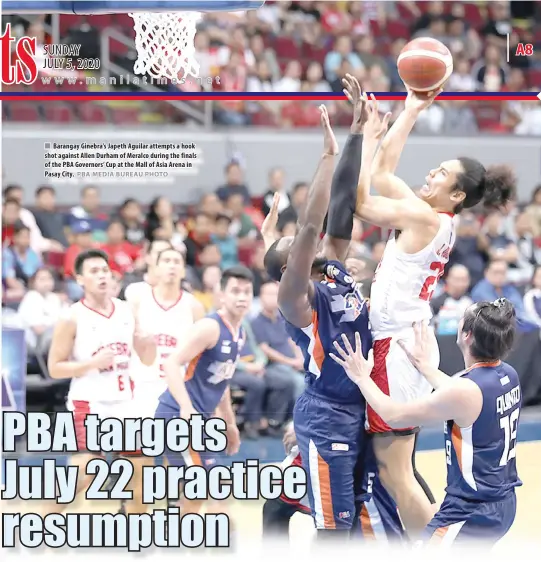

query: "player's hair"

left=453, top=159, right=516, bottom=213
left=35, top=185, right=55, bottom=197
left=461, top=299, right=516, bottom=361
left=220, top=265, right=254, bottom=289
left=74, top=249, right=109, bottom=276
left=156, top=247, right=185, bottom=264
left=264, top=239, right=288, bottom=282
left=2, top=184, right=22, bottom=199
left=3, top=197, right=21, bottom=208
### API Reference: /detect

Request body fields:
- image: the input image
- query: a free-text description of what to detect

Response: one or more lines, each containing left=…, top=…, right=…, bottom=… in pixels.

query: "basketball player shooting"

left=47, top=249, right=156, bottom=516
left=351, top=90, right=516, bottom=535
left=331, top=299, right=521, bottom=548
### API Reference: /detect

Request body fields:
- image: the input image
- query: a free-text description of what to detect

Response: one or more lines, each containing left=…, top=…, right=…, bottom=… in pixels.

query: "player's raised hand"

left=320, top=104, right=339, bottom=156
left=91, top=348, right=115, bottom=370
left=342, top=73, right=367, bottom=134
left=330, top=333, right=374, bottom=386
left=363, top=94, right=392, bottom=141
left=404, top=86, right=443, bottom=114
left=398, top=321, right=432, bottom=372
left=261, top=192, right=280, bottom=251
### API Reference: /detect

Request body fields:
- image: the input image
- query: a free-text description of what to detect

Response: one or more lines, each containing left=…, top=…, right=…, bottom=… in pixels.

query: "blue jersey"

left=285, top=260, right=372, bottom=404
left=159, top=312, right=245, bottom=418
left=445, top=361, right=522, bottom=502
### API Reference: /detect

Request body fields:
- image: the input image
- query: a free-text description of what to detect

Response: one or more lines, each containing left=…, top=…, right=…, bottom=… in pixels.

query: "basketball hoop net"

left=129, top=12, right=202, bottom=80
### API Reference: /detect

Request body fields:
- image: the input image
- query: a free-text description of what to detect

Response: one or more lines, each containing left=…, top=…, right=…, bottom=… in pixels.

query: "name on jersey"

left=496, top=385, right=520, bottom=415
left=92, top=342, right=130, bottom=372
left=154, top=334, right=178, bottom=348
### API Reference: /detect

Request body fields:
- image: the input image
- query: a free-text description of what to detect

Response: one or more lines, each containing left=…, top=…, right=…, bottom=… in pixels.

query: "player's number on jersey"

left=419, top=261, right=446, bottom=302
left=445, top=439, right=452, bottom=465
left=499, top=409, right=519, bottom=466
left=85, top=458, right=134, bottom=500
left=118, top=374, right=126, bottom=392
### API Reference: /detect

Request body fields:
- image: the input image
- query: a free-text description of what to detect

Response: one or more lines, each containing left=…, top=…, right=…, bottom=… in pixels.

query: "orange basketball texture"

left=397, top=37, right=454, bottom=92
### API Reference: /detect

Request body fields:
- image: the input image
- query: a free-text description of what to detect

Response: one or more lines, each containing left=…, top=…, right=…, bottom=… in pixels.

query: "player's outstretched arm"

left=279, top=106, right=338, bottom=328
left=48, top=313, right=114, bottom=378
left=371, top=88, right=442, bottom=200
left=322, top=74, right=367, bottom=262
left=163, top=318, right=220, bottom=418
left=330, top=333, right=483, bottom=428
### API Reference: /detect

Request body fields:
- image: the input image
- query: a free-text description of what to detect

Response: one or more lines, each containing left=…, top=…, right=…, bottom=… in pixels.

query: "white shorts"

left=68, top=398, right=135, bottom=452
left=366, top=328, right=440, bottom=435
left=130, top=379, right=167, bottom=419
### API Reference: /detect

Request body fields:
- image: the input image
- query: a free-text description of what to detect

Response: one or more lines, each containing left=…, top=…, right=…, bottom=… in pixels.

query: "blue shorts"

left=293, top=390, right=366, bottom=530
left=424, top=492, right=517, bottom=547
left=154, top=401, right=224, bottom=469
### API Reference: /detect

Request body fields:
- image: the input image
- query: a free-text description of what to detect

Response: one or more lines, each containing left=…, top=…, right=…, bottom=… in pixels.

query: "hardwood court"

left=3, top=442, right=540, bottom=546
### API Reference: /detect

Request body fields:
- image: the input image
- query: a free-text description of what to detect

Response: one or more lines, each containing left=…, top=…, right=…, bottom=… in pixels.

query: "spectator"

left=246, top=59, right=275, bottom=117
left=386, top=38, right=407, bottom=90
left=144, top=196, right=176, bottom=243
left=116, top=198, right=145, bottom=246
left=193, top=264, right=221, bottom=312
left=215, top=51, right=250, bottom=126
left=215, top=161, right=251, bottom=205
left=329, top=57, right=355, bottom=93
left=277, top=181, right=309, bottom=229
left=2, top=223, right=42, bottom=291
left=250, top=243, right=271, bottom=298
left=66, top=185, right=109, bottom=242
left=63, top=220, right=96, bottom=302
left=302, top=61, right=333, bottom=96
left=442, top=99, right=478, bottom=135
left=274, top=60, right=302, bottom=93
left=216, top=26, right=256, bottom=70
left=211, top=213, right=239, bottom=270
left=371, top=241, right=386, bottom=263
left=411, top=0, right=447, bottom=35
left=198, top=243, right=222, bottom=271
left=448, top=212, right=486, bottom=286
left=2, top=198, right=22, bottom=247
left=448, top=57, right=477, bottom=93
left=523, top=266, right=541, bottom=327
left=509, top=89, right=541, bottom=136
left=508, top=212, right=540, bottom=285
left=477, top=211, right=517, bottom=264
left=355, top=34, right=388, bottom=74
left=431, top=264, right=473, bottom=335
left=3, top=185, right=62, bottom=254
left=481, top=1, right=512, bottom=49
left=324, top=35, right=363, bottom=83
left=471, top=259, right=529, bottom=323
left=249, top=32, right=280, bottom=80
left=471, top=44, right=508, bottom=91
left=225, top=193, right=259, bottom=242
left=251, top=281, right=305, bottom=405
left=101, top=220, right=142, bottom=277
left=525, top=185, right=541, bottom=238
left=184, top=212, right=213, bottom=268
left=261, top=167, right=290, bottom=217
left=17, top=267, right=65, bottom=355
left=197, top=193, right=223, bottom=221
left=232, top=321, right=270, bottom=439
left=32, top=186, right=68, bottom=248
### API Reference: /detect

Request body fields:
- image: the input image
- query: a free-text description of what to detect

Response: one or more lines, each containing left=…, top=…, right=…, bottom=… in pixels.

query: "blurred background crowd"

left=2, top=1, right=541, bottom=435
left=3, top=0, right=541, bottom=131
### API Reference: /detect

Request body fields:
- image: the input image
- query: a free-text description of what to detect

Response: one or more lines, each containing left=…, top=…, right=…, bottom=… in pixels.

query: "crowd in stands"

left=3, top=154, right=541, bottom=428
left=3, top=1, right=541, bottom=130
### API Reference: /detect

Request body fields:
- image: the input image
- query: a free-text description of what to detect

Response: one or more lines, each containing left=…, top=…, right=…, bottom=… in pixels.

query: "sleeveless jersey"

left=132, top=288, right=197, bottom=385
left=159, top=311, right=245, bottom=418
left=370, top=213, right=456, bottom=339
left=445, top=361, right=522, bottom=502
left=124, top=280, right=152, bottom=303
left=285, top=260, right=372, bottom=404
left=68, top=297, right=135, bottom=403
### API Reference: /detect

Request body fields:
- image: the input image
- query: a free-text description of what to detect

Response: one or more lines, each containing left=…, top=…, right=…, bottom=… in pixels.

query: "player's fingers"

left=421, top=320, right=428, bottom=341
left=332, top=340, right=347, bottom=359
left=329, top=353, right=345, bottom=367
left=343, top=89, right=354, bottom=103
left=341, top=333, right=355, bottom=356
left=381, top=112, right=392, bottom=131
left=398, top=340, right=412, bottom=359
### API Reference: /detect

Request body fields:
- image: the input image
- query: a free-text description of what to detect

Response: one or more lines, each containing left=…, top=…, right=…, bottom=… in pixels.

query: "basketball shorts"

left=293, top=390, right=365, bottom=530
left=131, top=378, right=167, bottom=419
left=366, top=329, right=439, bottom=436
left=278, top=440, right=405, bottom=541
left=423, top=492, right=517, bottom=548
left=153, top=400, right=224, bottom=469
left=69, top=399, right=136, bottom=453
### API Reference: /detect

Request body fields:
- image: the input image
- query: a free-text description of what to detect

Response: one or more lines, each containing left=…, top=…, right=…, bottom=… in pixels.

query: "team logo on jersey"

left=338, top=511, right=351, bottom=519
left=221, top=340, right=232, bottom=354
left=331, top=292, right=365, bottom=323
left=207, top=360, right=236, bottom=384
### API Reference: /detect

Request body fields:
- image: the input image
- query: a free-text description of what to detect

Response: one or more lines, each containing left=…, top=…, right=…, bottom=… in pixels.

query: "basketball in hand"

left=397, top=37, right=453, bottom=92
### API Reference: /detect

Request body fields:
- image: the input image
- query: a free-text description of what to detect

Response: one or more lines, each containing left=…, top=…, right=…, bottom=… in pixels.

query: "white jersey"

left=370, top=213, right=456, bottom=339
left=68, top=297, right=135, bottom=404
left=132, top=287, right=198, bottom=386
left=124, top=280, right=152, bottom=304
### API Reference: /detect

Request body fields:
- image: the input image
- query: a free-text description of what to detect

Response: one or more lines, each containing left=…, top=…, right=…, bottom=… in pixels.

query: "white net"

left=129, top=12, right=202, bottom=80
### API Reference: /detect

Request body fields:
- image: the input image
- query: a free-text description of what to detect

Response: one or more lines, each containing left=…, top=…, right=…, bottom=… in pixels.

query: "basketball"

left=397, top=37, right=453, bottom=93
